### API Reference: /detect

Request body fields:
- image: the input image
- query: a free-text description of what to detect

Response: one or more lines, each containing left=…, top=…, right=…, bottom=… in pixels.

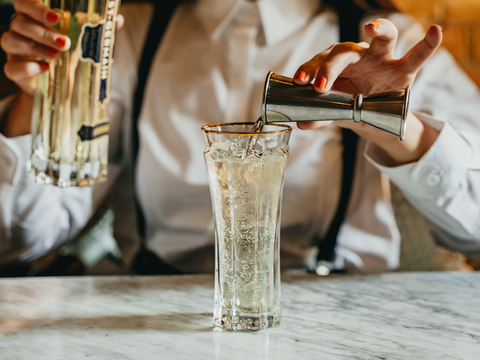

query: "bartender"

left=0, top=0, right=479, bottom=274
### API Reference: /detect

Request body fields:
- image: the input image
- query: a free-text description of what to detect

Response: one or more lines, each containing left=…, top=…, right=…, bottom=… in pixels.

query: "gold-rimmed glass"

left=202, top=122, right=292, bottom=331
left=201, top=122, right=291, bottom=136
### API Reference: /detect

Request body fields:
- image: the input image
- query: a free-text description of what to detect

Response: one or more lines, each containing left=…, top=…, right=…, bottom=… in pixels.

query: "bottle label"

left=79, top=0, right=118, bottom=104
left=79, top=22, right=103, bottom=64
left=78, top=122, right=110, bottom=141
left=99, top=0, right=117, bottom=103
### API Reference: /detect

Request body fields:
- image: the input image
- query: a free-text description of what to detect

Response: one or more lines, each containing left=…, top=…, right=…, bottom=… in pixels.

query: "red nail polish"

left=367, top=22, right=380, bottom=29
left=39, top=62, right=49, bottom=71
left=55, top=37, right=67, bottom=48
left=296, top=71, right=307, bottom=81
left=47, top=12, right=59, bottom=24
left=314, top=76, right=327, bottom=90
left=47, top=48, right=58, bottom=56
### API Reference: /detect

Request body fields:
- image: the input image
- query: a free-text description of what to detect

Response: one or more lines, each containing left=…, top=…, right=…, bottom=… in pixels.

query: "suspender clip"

left=315, top=260, right=333, bottom=276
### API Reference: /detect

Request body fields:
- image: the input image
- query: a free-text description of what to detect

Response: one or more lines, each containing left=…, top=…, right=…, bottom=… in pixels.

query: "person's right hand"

left=0, top=0, right=124, bottom=138
left=1, top=0, right=71, bottom=95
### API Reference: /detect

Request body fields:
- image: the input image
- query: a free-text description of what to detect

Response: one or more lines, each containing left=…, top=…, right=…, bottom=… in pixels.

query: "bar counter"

left=1, top=272, right=479, bottom=359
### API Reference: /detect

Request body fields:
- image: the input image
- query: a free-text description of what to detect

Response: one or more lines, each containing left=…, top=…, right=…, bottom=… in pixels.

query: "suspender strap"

left=131, top=1, right=182, bottom=275
left=132, top=1, right=179, bottom=171
left=315, top=0, right=366, bottom=269
left=316, top=130, right=358, bottom=264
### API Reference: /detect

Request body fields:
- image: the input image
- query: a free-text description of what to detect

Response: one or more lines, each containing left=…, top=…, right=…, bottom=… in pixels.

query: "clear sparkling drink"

left=29, top=0, right=120, bottom=187
left=202, top=123, right=291, bottom=331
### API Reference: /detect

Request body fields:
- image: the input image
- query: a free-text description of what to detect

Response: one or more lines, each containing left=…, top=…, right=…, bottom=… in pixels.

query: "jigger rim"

left=201, top=122, right=292, bottom=135
left=399, top=85, right=410, bottom=141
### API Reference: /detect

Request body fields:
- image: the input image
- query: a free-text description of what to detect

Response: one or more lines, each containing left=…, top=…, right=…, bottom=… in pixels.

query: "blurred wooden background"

left=391, top=0, right=480, bottom=87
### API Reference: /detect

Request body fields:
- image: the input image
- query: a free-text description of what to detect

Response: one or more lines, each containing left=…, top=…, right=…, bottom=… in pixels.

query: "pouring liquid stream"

left=246, top=117, right=265, bottom=153
left=251, top=117, right=264, bottom=133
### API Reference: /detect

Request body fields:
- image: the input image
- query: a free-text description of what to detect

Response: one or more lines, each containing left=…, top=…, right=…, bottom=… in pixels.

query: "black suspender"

left=315, top=0, right=373, bottom=271
left=131, top=1, right=182, bottom=275
left=315, top=129, right=358, bottom=267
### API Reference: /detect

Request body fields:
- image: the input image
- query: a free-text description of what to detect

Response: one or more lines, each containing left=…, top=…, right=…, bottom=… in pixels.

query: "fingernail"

left=47, top=48, right=58, bottom=56
left=295, top=71, right=307, bottom=81
left=47, top=12, right=59, bottom=24
left=314, top=76, right=327, bottom=90
left=55, top=37, right=67, bottom=48
left=39, top=62, right=49, bottom=71
left=367, top=22, right=380, bottom=29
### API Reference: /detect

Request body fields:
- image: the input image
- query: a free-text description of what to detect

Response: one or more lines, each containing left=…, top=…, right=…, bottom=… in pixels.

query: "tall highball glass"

left=29, top=0, right=120, bottom=187
left=202, top=122, right=292, bottom=331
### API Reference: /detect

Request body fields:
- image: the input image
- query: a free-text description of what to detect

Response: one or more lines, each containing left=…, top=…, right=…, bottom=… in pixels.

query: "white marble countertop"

left=1, top=272, right=479, bottom=359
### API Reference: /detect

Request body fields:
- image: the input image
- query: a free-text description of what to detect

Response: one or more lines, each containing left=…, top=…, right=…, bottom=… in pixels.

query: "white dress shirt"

left=0, top=0, right=479, bottom=273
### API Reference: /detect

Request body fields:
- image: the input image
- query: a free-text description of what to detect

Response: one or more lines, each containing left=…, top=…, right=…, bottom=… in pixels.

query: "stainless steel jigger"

left=261, top=71, right=410, bottom=140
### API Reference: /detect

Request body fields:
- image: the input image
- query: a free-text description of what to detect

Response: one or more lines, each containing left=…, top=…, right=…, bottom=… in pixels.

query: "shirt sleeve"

left=365, top=50, right=480, bottom=260
left=0, top=95, right=127, bottom=265
left=0, top=91, right=94, bottom=263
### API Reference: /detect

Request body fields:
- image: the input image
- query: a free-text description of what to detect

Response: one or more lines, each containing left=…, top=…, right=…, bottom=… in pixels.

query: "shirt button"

left=427, top=172, right=442, bottom=186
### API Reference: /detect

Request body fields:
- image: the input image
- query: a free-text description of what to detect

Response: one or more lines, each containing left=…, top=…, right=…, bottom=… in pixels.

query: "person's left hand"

left=293, top=19, right=443, bottom=164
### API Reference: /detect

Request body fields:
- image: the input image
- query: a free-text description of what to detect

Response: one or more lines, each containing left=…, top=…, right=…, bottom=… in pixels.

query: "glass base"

left=28, top=153, right=107, bottom=188
left=214, top=311, right=280, bottom=331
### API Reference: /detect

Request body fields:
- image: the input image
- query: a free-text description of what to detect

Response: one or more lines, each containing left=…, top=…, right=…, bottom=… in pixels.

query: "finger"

left=293, top=45, right=333, bottom=84
left=6, top=53, right=32, bottom=62
left=364, top=18, right=398, bottom=57
left=1, top=31, right=60, bottom=59
left=4, top=60, right=49, bottom=83
left=298, top=119, right=362, bottom=132
left=331, top=77, right=360, bottom=94
left=400, top=25, right=442, bottom=73
left=117, top=14, right=124, bottom=30
left=297, top=121, right=333, bottom=130
left=313, top=42, right=366, bottom=92
left=14, top=0, right=59, bottom=26
left=10, top=14, right=70, bottom=51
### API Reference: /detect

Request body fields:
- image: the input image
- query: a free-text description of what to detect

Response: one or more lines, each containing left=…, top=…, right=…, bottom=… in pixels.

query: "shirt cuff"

left=365, top=117, right=473, bottom=206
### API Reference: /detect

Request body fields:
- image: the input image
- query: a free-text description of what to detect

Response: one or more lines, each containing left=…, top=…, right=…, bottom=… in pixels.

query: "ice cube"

left=211, top=141, right=231, bottom=152
left=234, top=149, right=247, bottom=158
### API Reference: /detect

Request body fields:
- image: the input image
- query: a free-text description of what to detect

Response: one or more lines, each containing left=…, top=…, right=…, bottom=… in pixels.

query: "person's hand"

left=0, top=0, right=124, bottom=137
left=1, top=0, right=125, bottom=95
left=293, top=19, right=443, bottom=164
left=1, top=0, right=72, bottom=95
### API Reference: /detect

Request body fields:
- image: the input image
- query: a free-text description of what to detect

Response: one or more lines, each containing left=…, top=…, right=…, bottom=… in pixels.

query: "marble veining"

left=0, top=272, right=479, bottom=359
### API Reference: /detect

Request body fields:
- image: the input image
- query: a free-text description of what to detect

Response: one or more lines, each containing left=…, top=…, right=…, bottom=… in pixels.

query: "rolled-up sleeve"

left=366, top=114, right=480, bottom=260
left=0, top=98, right=93, bottom=262
left=0, top=94, right=125, bottom=264
left=360, top=32, right=480, bottom=260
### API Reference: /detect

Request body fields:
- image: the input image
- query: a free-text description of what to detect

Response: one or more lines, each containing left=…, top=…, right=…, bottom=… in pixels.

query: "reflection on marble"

left=0, top=273, right=479, bottom=359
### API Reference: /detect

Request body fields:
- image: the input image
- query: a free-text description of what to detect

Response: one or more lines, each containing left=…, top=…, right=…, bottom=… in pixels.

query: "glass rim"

left=201, top=122, right=292, bottom=135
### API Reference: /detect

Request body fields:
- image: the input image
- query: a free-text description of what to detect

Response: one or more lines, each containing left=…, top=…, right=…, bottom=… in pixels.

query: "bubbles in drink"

left=205, top=136, right=287, bottom=331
